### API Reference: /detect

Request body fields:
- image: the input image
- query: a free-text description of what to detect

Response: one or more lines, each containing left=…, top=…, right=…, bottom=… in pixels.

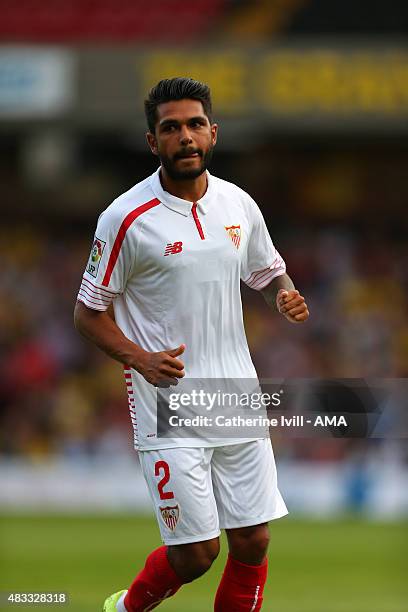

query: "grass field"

left=0, top=514, right=406, bottom=612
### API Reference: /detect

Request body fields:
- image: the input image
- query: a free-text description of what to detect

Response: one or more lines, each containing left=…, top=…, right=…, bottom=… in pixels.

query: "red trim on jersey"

left=82, top=277, right=119, bottom=297
left=192, top=202, right=205, bottom=240
left=76, top=295, right=106, bottom=310
left=102, top=198, right=161, bottom=287
left=124, top=369, right=138, bottom=437
left=249, top=268, right=275, bottom=287
left=252, top=270, right=276, bottom=290
left=247, top=268, right=271, bottom=285
left=246, top=255, right=285, bottom=288
left=78, top=286, right=111, bottom=305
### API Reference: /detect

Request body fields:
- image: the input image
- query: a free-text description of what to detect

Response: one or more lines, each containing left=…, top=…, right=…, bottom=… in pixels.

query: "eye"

left=162, top=124, right=177, bottom=132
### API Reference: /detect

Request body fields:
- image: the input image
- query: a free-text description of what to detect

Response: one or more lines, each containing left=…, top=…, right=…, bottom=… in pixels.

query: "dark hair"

left=144, top=77, right=213, bottom=133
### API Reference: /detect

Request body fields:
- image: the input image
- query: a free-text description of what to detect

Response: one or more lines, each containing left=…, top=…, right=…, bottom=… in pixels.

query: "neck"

left=160, top=167, right=208, bottom=202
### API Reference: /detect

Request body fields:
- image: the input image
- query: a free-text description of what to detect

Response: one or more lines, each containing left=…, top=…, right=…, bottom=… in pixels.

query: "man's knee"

left=226, top=523, right=270, bottom=564
left=167, top=537, right=220, bottom=582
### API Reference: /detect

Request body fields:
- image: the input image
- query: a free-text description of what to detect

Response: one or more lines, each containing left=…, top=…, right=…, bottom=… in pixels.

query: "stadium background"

left=0, top=1, right=407, bottom=610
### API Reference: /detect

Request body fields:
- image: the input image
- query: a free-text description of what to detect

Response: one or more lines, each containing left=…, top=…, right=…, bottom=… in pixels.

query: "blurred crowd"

left=1, top=0, right=406, bottom=43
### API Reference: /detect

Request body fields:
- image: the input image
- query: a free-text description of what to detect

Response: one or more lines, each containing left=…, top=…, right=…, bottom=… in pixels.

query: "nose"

left=179, top=125, right=193, bottom=145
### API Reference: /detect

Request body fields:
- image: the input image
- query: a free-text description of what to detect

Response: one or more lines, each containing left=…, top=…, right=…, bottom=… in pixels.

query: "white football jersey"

left=77, top=168, right=286, bottom=450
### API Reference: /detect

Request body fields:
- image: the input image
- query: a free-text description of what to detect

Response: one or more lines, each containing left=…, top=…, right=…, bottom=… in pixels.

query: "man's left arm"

left=261, top=272, right=310, bottom=324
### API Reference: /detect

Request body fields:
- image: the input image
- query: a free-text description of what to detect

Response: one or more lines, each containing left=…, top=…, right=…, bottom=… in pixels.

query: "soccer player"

left=74, top=77, right=309, bottom=611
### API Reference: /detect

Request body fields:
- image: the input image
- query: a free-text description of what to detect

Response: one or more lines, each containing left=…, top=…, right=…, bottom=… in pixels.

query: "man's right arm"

left=74, top=301, right=185, bottom=387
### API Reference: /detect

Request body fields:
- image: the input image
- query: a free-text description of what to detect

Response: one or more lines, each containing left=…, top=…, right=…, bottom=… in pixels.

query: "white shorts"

left=138, top=439, right=288, bottom=545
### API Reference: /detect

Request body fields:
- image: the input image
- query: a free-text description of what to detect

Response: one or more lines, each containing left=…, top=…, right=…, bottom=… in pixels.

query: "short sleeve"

left=76, top=209, right=133, bottom=311
left=241, top=197, right=286, bottom=291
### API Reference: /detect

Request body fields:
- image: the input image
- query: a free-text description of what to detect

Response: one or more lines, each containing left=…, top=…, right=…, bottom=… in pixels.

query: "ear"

left=146, top=131, right=158, bottom=156
left=211, top=123, right=218, bottom=147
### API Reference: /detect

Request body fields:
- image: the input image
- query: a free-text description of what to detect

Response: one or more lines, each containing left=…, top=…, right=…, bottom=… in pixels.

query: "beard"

left=159, top=145, right=214, bottom=181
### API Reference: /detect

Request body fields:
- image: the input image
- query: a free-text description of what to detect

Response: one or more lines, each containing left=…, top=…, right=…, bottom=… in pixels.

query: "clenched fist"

left=276, top=289, right=309, bottom=324
left=135, top=344, right=186, bottom=387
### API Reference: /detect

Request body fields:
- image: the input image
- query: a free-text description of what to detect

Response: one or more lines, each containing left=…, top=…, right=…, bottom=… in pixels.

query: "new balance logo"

left=164, top=241, right=183, bottom=256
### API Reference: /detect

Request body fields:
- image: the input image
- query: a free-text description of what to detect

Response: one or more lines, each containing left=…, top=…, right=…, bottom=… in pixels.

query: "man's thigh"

left=211, top=438, right=288, bottom=529
left=139, top=446, right=221, bottom=545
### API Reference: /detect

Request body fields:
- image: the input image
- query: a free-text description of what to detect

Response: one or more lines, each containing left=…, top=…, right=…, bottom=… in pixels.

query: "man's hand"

left=134, top=344, right=186, bottom=388
left=276, top=289, right=309, bottom=324
left=74, top=302, right=185, bottom=388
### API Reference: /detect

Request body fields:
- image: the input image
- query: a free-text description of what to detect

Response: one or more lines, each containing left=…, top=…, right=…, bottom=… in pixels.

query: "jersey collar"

left=150, top=167, right=214, bottom=217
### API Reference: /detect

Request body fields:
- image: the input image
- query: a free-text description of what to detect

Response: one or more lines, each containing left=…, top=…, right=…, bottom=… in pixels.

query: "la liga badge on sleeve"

left=86, top=237, right=106, bottom=277
left=159, top=504, right=180, bottom=532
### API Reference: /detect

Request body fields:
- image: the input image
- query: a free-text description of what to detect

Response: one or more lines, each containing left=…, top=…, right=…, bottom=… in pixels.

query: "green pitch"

left=0, top=514, right=406, bottom=612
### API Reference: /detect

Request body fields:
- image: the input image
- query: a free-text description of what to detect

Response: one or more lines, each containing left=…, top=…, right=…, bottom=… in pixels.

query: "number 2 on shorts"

left=154, top=460, right=175, bottom=500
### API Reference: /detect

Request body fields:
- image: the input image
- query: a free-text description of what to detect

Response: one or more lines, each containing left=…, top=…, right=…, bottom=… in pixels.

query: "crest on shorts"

left=159, top=504, right=180, bottom=532
left=86, top=237, right=106, bottom=277
left=225, top=225, right=241, bottom=250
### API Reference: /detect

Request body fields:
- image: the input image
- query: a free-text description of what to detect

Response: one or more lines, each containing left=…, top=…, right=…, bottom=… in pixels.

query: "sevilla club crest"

left=225, top=225, right=241, bottom=250
left=159, top=504, right=180, bottom=532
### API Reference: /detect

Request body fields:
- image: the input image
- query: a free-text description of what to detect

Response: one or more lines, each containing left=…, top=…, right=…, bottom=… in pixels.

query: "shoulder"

left=212, top=175, right=250, bottom=201
left=98, top=175, right=159, bottom=229
left=212, top=174, right=261, bottom=221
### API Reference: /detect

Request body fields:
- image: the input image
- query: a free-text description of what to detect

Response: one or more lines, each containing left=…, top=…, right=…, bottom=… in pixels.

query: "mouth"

left=176, top=151, right=201, bottom=160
